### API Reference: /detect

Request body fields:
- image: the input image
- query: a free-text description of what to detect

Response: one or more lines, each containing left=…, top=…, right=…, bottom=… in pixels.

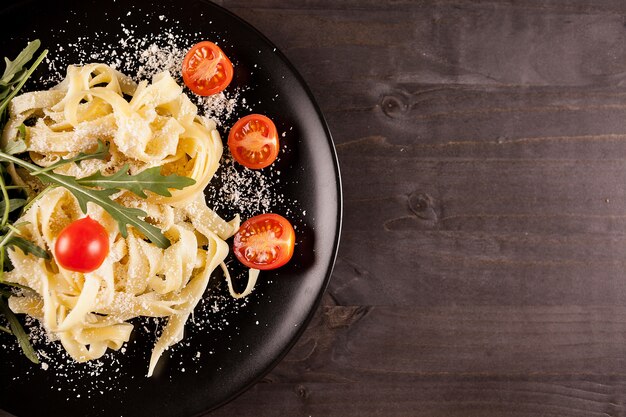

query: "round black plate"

left=0, top=1, right=341, bottom=416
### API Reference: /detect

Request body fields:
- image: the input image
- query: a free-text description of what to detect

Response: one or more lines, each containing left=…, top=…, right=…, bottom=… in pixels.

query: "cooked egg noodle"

left=1, top=64, right=256, bottom=376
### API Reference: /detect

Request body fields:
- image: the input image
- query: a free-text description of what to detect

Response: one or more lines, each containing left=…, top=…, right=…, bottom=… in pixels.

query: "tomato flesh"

left=54, top=216, right=110, bottom=273
left=182, top=41, right=233, bottom=96
left=233, top=213, right=295, bottom=270
left=227, top=114, right=279, bottom=169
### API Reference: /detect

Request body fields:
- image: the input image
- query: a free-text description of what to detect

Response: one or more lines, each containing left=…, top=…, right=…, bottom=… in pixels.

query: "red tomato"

left=233, top=213, right=295, bottom=270
left=227, top=114, right=279, bottom=169
left=182, top=41, right=234, bottom=96
left=54, top=216, right=109, bottom=273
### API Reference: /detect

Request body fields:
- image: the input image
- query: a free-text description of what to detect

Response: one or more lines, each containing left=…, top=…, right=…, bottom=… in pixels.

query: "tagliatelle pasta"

left=0, top=63, right=256, bottom=376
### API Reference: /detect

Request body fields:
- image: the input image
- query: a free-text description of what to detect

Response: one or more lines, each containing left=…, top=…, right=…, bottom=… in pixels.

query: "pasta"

left=0, top=63, right=255, bottom=376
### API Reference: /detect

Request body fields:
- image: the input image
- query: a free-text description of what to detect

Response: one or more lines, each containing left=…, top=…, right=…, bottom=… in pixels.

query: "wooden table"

left=2, top=1, right=624, bottom=416
left=207, top=1, right=626, bottom=416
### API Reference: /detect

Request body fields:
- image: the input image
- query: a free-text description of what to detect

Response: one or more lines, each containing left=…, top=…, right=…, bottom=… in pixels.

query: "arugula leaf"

left=0, top=198, right=26, bottom=214
left=0, top=164, right=10, bottom=228
left=77, top=163, right=196, bottom=198
left=0, top=87, right=12, bottom=101
left=0, top=40, right=197, bottom=254
left=1, top=40, right=40, bottom=84
left=1, top=67, right=27, bottom=90
left=0, top=40, right=48, bottom=365
left=0, top=151, right=171, bottom=248
left=4, top=138, right=27, bottom=155
left=0, top=45, right=47, bottom=121
left=31, top=140, right=109, bottom=174
left=17, top=123, right=26, bottom=139
left=43, top=173, right=169, bottom=247
left=2, top=124, right=28, bottom=156
left=0, top=297, right=38, bottom=364
left=5, top=236, right=50, bottom=260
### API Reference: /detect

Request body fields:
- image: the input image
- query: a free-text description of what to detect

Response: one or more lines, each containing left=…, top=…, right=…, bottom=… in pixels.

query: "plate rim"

left=0, top=0, right=344, bottom=415
left=196, top=1, right=343, bottom=412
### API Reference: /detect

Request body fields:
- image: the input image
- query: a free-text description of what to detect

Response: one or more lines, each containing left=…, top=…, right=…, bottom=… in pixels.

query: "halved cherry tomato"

left=233, top=213, right=295, bottom=270
left=182, top=41, right=234, bottom=96
left=54, top=216, right=109, bottom=273
left=227, top=114, right=279, bottom=169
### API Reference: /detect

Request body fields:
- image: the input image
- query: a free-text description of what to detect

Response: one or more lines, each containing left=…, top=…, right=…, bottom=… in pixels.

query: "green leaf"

left=0, top=68, right=28, bottom=89
left=0, top=198, right=26, bottom=214
left=76, top=164, right=196, bottom=198
left=0, top=297, right=39, bottom=364
left=5, top=236, right=50, bottom=259
left=0, top=152, right=171, bottom=248
left=45, top=172, right=169, bottom=246
left=0, top=148, right=199, bottom=249
left=1, top=40, right=40, bottom=84
left=0, top=45, right=48, bottom=117
left=3, top=138, right=27, bottom=155
left=31, top=140, right=109, bottom=174
left=17, top=123, right=26, bottom=139
left=3, top=251, right=13, bottom=271
left=0, top=130, right=198, bottom=250
left=0, top=325, right=11, bottom=334
left=0, top=152, right=170, bottom=248
left=0, top=286, right=13, bottom=297
left=0, top=162, right=10, bottom=227
left=2, top=124, right=28, bottom=155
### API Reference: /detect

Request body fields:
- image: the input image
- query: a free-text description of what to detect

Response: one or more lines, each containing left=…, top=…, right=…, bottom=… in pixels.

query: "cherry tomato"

left=233, top=213, right=295, bottom=270
left=54, top=216, right=109, bottom=273
left=182, top=41, right=234, bottom=96
left=227, top=114, right=279, bottom=169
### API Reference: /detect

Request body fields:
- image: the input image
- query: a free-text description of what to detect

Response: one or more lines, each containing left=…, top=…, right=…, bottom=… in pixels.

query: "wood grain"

left=209, top=304, right=626, bottom=416
left=204, top=0, right=626, bottom=416
left=4, top=0, right=626, bottom=416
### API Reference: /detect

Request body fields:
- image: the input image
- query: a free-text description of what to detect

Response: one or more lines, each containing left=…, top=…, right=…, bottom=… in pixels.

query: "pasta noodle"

left=0, top=63, right=255, bottom=376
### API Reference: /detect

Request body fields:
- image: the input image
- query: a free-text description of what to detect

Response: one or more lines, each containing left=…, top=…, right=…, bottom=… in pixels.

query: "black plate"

left=0, top=1, right=341, bottom=416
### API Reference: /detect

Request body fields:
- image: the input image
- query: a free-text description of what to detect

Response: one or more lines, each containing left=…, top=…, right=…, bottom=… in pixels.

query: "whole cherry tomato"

left=54, top=216, right=109, bottom=273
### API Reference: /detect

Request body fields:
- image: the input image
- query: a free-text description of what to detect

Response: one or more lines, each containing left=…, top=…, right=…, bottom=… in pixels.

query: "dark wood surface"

left=207, top=1, right=626, bottom=416
left=4, top=1, right=626, bottom=416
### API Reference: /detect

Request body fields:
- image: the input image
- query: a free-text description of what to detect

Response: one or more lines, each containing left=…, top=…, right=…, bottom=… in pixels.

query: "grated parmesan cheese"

left=2, top=3, right=307, bottom=396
